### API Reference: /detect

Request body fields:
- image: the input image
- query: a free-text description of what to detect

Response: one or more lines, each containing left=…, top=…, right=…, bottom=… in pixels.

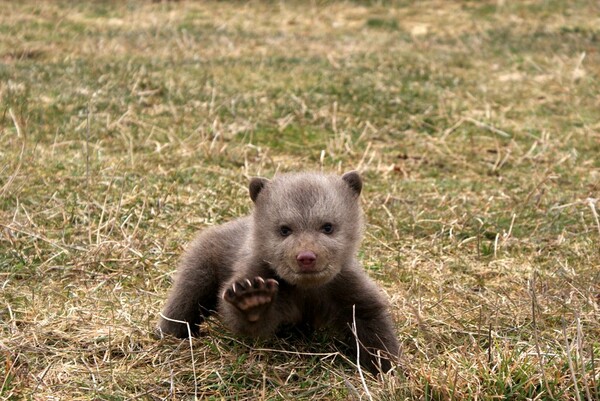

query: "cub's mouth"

left=289, top=264, right=336, bottom=286
left=292, top=264, right=327, bottom=276
left=297, top=264, right=321, bottom=274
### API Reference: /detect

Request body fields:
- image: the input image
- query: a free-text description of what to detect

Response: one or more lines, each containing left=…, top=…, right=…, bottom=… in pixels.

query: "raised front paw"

left=222, top=277, right=278, bottom=322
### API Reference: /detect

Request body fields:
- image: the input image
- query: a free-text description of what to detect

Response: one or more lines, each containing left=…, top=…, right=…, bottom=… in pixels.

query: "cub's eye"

left=279, top=226, right=292, bottom=237
left=320, top=223, right=334, bottom=234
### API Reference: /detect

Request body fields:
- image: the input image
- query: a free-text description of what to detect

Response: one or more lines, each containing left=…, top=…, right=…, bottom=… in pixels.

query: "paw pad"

left=223, top=277, right=278, bottom=315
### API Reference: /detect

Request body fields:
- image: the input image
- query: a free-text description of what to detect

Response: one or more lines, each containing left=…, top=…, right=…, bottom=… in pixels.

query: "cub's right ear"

left=342, top=170, right=362, bottom=197
left=249, top=177, right=269, bottom=203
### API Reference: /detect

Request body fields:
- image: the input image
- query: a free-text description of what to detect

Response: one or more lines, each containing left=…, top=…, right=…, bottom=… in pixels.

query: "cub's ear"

left=342, top=171, right=362, bottom=197
left=249, top=177, right=269, bottom=203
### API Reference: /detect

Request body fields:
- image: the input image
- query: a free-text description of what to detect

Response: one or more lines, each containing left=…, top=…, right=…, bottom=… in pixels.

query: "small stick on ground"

left=575, top=315, right=593, bottom=401
left=530, top=272, right=554, bottom=399
left=352, top=305, right=373, bottom=401
left=159, top=314, right=199, bottom=401
left=562, top=318, right=582, bottom=401
left=587, top=198, right=600, bottom=238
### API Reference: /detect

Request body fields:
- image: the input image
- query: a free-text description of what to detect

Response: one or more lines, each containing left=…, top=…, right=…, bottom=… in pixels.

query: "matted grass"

left=1, top=0, right=599, bottom=399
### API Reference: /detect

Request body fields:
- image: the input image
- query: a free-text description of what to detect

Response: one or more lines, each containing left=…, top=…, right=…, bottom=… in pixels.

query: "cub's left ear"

left=249, top=177, right=269, bottom=203
left=342, top=171, right=362, bottom=197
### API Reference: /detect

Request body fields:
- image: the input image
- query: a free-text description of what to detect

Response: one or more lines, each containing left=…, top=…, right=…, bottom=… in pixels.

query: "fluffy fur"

left=158, top=171, right=399, bottom=374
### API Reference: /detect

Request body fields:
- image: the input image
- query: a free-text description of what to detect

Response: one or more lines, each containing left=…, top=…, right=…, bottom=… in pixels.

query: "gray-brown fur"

left=158, top=171, right=399, bottom=374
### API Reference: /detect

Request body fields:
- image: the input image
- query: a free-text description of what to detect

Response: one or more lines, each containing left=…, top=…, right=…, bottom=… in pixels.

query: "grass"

left=1, top=0, right=599, bottom=399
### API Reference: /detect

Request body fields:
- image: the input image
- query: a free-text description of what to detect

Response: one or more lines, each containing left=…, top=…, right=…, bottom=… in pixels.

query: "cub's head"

left=249, top=171, right=364, bottom=287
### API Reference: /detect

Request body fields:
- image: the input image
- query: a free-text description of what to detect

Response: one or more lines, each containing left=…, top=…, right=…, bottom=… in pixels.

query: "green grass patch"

left=1, top=0, right=599, bottom=399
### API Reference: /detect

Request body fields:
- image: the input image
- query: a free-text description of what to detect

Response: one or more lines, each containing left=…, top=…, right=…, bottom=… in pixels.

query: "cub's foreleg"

left=158, top=238, right=222, bottom=338
left=350, top=311, right=400, bottom=374
left=331, top=269, right=400, bottom=375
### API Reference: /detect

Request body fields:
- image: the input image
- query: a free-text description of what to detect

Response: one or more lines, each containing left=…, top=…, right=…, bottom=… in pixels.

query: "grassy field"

left=1, top=0, right=599, bottom=399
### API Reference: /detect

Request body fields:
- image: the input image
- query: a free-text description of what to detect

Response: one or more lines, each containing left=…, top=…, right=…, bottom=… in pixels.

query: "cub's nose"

left=296, top=251, right=317, bottom=270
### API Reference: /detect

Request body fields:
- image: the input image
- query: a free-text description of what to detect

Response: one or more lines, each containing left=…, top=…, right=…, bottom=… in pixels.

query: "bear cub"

left=158, top=171, right=399, bottom=374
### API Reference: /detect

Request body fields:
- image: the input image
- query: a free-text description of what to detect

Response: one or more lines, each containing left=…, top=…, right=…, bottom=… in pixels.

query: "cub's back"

left=180, top=216, right=253, bottom=281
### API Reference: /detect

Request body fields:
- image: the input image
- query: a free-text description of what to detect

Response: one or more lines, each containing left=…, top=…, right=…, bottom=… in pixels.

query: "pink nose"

left=296, top=251, right=317, bottom=269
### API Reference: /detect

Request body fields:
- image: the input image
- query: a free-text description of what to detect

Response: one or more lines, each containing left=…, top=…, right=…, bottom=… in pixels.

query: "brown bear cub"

left=158, top=171, right=399, bottom=374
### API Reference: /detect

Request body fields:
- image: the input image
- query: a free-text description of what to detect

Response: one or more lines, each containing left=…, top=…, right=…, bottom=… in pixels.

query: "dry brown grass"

left=1, top=0, right=599, bottom=399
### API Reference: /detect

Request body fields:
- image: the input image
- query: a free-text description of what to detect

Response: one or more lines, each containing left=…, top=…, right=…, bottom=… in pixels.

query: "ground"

left=1, top=0, right=599, bottom=400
